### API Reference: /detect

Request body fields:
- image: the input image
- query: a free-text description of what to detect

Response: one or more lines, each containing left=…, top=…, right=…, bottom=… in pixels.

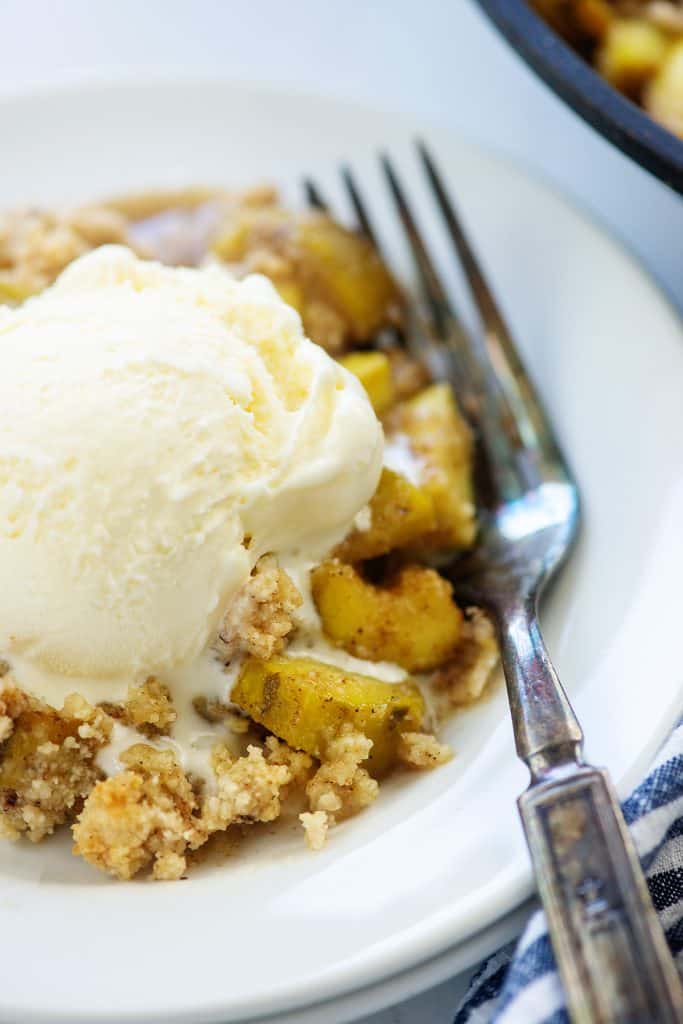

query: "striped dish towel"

left=454, top=719, right=683, bottom=1024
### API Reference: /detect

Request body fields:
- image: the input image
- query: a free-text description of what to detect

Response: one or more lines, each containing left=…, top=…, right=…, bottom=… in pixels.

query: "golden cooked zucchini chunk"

left=597, top=19, right=668, bottom=96
left=339, top=351, right=395, bottom=415
left=646, top=40, right=683, bottom=138
left=212, top=206, right=402, bottom=352
left=532, top=0, right=612, bottom=43
left=336, top=468, right=436, bottom=562
left=232, top=656, right=424, bottom=776
left=390, top=382, right=476, bottom=551
left=311, top=560, right=463, bottom=672
left=297, top=216, right=401, bottom=343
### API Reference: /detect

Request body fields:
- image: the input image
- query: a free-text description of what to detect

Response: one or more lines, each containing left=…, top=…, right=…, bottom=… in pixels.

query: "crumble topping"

left=300, top=810, right=328, bottom=851
left=263, top=734, right=314, bottom=787
left=214, top=556, right=303, bottom=661
left=201, top=744, right=292, bottom=834
left=305, top=726, right=379, bottom=837
left=398, top=731, right=453, bottom=768
left=122, top=678, right=177, bottom=737
left=73, top=744, right=201, bottom=881
left=73, top=737, right=315, bottom=881
left=0, top=205, right=129, bottom=301
left=434, top=608, right=499, bottom=707
left=0, top=686, right=111, bottom=842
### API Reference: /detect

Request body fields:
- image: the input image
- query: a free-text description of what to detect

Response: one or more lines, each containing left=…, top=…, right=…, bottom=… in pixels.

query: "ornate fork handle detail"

left=500, top=598, right=683, bottom=1023
left=521, top=767, right=682, bottom=1024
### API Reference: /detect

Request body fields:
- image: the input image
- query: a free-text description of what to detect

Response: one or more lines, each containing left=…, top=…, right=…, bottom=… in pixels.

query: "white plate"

left=245, top=899, right=536, bottom=1024
left=1, top=80, right=682, bottom=1024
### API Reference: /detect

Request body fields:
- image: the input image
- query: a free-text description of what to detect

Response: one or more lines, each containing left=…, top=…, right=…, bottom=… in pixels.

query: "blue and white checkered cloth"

left=455, top=720, right=683, bottom=1024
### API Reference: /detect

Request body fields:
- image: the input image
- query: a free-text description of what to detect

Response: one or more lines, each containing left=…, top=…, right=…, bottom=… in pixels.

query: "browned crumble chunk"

left=201, top=744, right=292, bottom=834
left=124, top=677, right=177, bottom=736
left=300, top=810, right=328, bottom=851
left=0, top=687, right=111, bottom=842
left=303, top=726, right=379, bottom=845
left=73, top=737, right=311, bottom=880
left=263, top=734, right=314, bottom=787
left=72, top=744, right=202, bottom=881
left=214, top=556, right=302, bottom=661
left=398, top=732, right=453, bottom=768
left=435, top=608, right=499, bottom=708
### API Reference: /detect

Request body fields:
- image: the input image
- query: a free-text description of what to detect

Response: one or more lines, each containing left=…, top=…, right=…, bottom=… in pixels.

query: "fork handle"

left=520, top=765, right=683, bottom=1023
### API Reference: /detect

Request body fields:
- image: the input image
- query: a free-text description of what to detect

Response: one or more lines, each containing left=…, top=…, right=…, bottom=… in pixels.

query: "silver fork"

left=304, top=146, right=683, bottom=1024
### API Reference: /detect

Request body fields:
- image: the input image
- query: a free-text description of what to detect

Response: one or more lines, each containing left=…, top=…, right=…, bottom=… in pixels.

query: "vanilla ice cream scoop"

left=0, top=246, right=382, bottom=683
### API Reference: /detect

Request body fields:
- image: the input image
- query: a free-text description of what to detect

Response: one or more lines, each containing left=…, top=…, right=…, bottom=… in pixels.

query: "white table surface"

left=2, top=1, right=681, bottom=1021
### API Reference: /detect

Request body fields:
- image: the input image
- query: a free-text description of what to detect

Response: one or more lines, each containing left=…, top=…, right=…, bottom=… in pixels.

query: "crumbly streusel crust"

left=434, top=608, right=499, bottom=708
left=0, top=682, right=111, bottom=842
left=72, top=744, right=201, bottom=881
left=398, top=731, right=453, bottom=768
left=214, top=556, right=303, bottom=661
left=0, top=206, right=129, bottom=300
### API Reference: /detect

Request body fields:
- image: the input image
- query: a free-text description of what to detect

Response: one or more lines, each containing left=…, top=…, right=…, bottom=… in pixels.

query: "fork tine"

left=417, top=141, right=560, bottom=460
left=303, top=179, right=329, bottom=212
left=339, top=166, right=411, bottom=352
left=380, top=153, right=460, bottom=343
left=341, top=166, right=379, bottom=246
left=380, top=153, right=529, bottom=501
left=379, top=153, right=480, bottom=387
left=379, top=156, right=509, bottom=416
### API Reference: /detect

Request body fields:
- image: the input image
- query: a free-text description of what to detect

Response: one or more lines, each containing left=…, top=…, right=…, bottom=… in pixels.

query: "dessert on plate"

left=532, top=0, right=683, bottom=136
left=0, top=188, right=498, bottom=880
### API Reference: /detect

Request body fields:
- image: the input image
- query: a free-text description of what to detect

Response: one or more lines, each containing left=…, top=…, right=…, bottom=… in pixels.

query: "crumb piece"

left=300, top=810, right=328, bottom=851
left=434, top=607, right=499, bottom=707
left=72, top=745, right=201, bottom=881
left=201, top=744, right=292, bottom=833
left=153, top=850, right=188, bottom=881
left=123, top=677, right=176, bottom=736
left=0, top=690, right=111, bottom=842
left=398, top=731, right=453, bottom=768
left=264, top=734, right=313, bottom=787
left=306, top=726, right=379, bottom=824
left=214, top=556, right=302, bottom=661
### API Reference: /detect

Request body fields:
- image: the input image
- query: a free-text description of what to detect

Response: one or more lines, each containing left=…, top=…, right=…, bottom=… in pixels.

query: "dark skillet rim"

left=475, top=0, right=683, bottom=195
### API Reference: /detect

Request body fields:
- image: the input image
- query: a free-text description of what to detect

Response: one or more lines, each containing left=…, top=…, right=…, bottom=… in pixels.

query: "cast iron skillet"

left=476, top=0, right=683, bottom=195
